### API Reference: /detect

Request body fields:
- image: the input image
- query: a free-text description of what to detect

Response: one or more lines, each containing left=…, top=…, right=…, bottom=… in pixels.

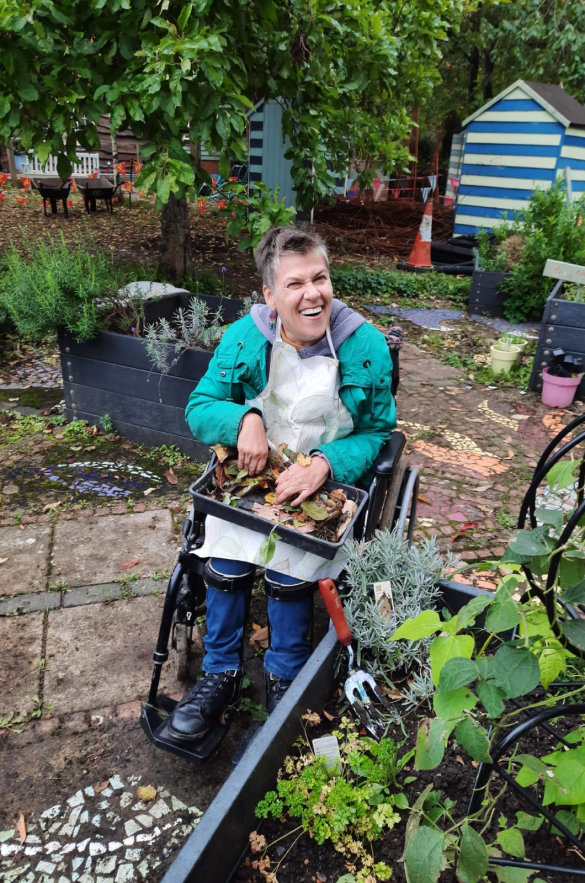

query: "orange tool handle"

left=318, top=578, right=352, bottom=646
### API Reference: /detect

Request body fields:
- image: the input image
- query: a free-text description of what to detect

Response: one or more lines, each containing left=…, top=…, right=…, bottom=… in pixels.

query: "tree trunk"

left=160, top=193, right=194, bottom=281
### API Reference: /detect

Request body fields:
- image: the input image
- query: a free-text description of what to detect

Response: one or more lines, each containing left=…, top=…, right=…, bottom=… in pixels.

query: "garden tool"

left=318, top=578, right=394, bottom=740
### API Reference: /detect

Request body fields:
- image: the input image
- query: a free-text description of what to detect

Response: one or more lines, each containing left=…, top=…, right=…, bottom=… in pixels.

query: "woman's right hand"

left=237, top=411, right=268, bottom=475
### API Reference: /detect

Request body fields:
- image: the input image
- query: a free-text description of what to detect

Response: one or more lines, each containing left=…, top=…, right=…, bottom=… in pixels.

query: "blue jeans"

left=203, top=558, right=312, bottom=682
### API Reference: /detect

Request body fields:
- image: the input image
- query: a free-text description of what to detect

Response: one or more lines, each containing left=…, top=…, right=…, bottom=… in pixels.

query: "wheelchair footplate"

left=141, top=696, right=230, bottom=764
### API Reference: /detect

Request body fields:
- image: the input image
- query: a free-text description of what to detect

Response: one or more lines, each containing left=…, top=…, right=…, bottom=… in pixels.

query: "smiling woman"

left=167, top=226, right=397, bottom=744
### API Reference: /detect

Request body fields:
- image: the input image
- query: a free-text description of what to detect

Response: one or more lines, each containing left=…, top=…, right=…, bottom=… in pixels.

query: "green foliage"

left=144, top=297, right=227, bottom=372
left=0, top=0, right=465, bottom=214
left=255, top=718, right=403, bottom=882
left=329, top=267, right=470, bottom=307
left=0, top=231, right=143, bottom=342
left=221, top=182, right=295, bottom=252
left=499, top=183, right=585, bottom=322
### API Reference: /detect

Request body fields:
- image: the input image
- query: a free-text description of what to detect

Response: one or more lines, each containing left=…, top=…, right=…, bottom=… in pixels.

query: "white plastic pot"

left=490, top=344, right=521, bottom=375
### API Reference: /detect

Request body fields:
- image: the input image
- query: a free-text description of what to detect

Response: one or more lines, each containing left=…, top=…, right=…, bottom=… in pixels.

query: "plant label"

left=312, top=735, right=342, bottom=769
left=373, top=580, right=394, bottom=624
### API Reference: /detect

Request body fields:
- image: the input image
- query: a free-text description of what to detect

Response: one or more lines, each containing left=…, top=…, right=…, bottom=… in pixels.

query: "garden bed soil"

left=239, top=694, right=581, bottom=883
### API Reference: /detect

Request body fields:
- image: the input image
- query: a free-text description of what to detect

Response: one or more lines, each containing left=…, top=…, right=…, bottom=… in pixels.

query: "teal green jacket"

left=185, top=314, right=396, bottom=485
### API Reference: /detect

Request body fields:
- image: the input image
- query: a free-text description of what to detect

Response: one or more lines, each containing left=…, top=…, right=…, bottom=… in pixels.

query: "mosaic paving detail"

left=410, top=439, right=510, bottom=479
left=0, top=777, right=201, bottom=883
left=402, top=420, right=494, bottom=458
left=39, top=462, right=161, bottom=499
left=477, top=400, right=527, bottom=432
left=367, top=303, right=539, bottom=335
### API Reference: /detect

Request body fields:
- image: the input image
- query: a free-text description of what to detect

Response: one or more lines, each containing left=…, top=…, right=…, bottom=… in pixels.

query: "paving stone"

left=43, top=596, right=183, bottom=714
left=0, top=611, right=45, bottom=717
left=63, top=585, right=122, bottom=608
left=0, top=524, right=51, bottom=598
left=0, top=592, right=60, bottom=616
left=50, top=512, right=176, bottom=586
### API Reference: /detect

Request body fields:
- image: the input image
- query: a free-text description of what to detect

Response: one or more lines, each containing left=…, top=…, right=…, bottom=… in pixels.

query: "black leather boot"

left=265, top=671, right=293, bottom=715
left=168, top=669, right=242, bottom=741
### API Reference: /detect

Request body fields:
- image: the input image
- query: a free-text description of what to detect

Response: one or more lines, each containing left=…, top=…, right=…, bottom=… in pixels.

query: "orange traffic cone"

left=406, top=199, right=433, bottom=268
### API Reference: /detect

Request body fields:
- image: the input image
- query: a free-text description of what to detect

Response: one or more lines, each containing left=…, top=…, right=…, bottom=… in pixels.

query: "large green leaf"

left=437, top=658, right=479, bottom=693
left=404, top=826, right=447, bottom=883
left=515, top=811, right=543, bottom=831
left=454, top=594, right=493, bottom=630
left=495, top=574, right=522, bottom=602
left=455, top=717, right=491, bottom=763
left=538, top=647, right=566, bottom=689
left=433, top=687, right=477, bottom=720
left=507, top=529, right=550, bottom=560
left=554, top=751, right=585, bottom=805
left=415, top=718, right=454, bottom=771
left=456, top=823, right=489, bottom=883
left=547, top=459, right=577, bottom=491
left=429, top=634, right=475, bottom=685
left=562, top=578, right=585, bottom=606
left=493, top=645, right=540, bottom=698
left=496, top=827, right=525, bottom=858
left=561, top=619, right=585, bottom=651
left=485, top=599, right=521, bottom=633
left=476, top=679, right=505, bottom=718
left=493, top=868, right=532, bottom=883
left=389, top=610, right=443, bottom=642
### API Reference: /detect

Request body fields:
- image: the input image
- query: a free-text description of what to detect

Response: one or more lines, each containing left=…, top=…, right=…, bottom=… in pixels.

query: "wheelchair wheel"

left=378, top=459, right=408, bottom=533
left=172, top=615, right=193, bottom=682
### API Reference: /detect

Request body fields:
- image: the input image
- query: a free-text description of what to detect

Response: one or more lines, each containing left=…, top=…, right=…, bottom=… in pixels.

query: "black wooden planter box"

left=58, top=293, right=243, bottom=460
left=161, top=579, right=488, bottom=883
left=468, top=258, right=512, bottom=318
left=529, top=279, right=585, bottom=401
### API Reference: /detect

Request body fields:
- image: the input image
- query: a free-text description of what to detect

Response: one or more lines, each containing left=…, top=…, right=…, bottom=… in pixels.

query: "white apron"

left=195, top=319, right=355, bottom=579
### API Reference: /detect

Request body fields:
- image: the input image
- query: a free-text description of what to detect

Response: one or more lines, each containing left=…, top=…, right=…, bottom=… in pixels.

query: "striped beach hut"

left=453, top=80, right=585, bottom=236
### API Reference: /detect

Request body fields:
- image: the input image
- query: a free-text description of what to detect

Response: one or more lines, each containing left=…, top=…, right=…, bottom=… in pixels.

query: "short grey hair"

left=254, top=226, right=329, bottom=293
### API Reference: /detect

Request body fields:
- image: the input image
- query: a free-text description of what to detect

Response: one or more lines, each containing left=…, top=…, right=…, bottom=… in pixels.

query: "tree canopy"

left=0, top=0, right=465, bottom=212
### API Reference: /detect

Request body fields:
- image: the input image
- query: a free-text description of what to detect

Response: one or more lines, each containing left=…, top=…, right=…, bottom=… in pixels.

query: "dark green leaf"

left=551, top=809, right=580, bottom=837
left=456, top=823, right=488, bottom=883
left=429, top=634, right=474, bottom=685
left=454, top=594, right=493, bottom=630
left=493, top=645, right=540, bottom=698
left=415, top=718, right=453, bottom=770
left=496, top=827, right=525, bottom=858
left=515, top=811, right=543, bottom=831
left=508, top=529, right=549, bottom=560
left=561, top=619, right=585, bottom=651
left=493, top=868, right=532, bottom=883
left=485, top=599, right=521, bottom=633
left=437, top=658, right=479, bottom=693
left=404, top=826, right=447, bottom=883
left=455, top=717, right=491, bottom=763
left=562, top=579, right=585, bottom=606
left=476, top=679, right=505, bottom=718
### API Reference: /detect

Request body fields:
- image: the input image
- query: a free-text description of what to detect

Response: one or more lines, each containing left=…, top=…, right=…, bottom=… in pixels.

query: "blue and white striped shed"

left=454, top=80, right=585, bottom=236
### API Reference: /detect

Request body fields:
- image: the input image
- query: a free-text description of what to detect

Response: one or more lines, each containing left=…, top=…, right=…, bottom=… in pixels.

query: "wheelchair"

left=141, top=343, right=420, bottom=764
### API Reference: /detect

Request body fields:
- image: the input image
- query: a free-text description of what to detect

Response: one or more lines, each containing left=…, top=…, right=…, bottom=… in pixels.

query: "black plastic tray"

left=189, top=456, right=368, bottom=560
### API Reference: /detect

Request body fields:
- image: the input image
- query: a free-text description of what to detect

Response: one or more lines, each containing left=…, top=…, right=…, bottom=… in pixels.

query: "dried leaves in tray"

left=208, top=445, right=358, bottom=542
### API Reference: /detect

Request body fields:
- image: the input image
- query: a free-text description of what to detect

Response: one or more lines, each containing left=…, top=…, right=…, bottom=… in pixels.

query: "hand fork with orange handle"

left=318, top=578, right=395, bottom=740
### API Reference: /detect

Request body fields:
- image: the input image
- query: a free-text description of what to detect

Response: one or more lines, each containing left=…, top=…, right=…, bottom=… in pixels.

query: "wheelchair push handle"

left=318, top=578, right=352, bottom=646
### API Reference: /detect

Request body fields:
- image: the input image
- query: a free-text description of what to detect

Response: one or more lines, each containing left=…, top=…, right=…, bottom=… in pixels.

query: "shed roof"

left=462, top=80, right=585, bottom=129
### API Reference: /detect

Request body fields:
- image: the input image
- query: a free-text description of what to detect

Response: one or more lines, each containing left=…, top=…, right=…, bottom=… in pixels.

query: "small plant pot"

left=541, top=367, right=584, bottom=408
left=513, top=341, right=528, bottom=363
left=490, top=345, right=521, bottom=375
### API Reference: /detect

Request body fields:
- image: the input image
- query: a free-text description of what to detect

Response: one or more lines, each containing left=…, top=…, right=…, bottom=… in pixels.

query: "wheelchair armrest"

left=372, top=430, right=406, bottom=476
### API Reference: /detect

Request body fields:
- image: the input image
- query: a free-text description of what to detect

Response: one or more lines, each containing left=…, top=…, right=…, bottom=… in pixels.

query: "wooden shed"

left=454, top=80, right=585, bottom=236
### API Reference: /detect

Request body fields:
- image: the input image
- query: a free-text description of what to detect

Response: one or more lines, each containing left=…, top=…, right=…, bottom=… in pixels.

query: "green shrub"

left=329, top=267, right=470, bottom=307
left=0, top=231, right=141, bottom=342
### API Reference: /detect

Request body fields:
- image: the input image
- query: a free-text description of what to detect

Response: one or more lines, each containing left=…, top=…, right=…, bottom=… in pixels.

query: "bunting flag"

left=449, top=176, right=460, bottom=191
left=116, top=162, right=126, bottom=175
left=0, top=172, right=8, bottom=187
left=421, top=187, right=431, bottom=203
left=132, top=161, right=142, bottom=175
left=21, top=177, right=32, bottom=191
left=428, top=175, right=437, bottom=193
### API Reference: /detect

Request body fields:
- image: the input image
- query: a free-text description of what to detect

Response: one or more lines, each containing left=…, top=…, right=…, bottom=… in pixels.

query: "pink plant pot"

left=541, top=367, right=583, bottom=408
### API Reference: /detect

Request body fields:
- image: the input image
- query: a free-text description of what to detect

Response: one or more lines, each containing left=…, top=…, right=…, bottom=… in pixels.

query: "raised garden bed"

left=58, top=293, right=242, bottom=459
left=529, top=278, right=585, bottom=401
left=159, top=579, right=488, bottom=883
left=468, top=258, right=512, bottom=318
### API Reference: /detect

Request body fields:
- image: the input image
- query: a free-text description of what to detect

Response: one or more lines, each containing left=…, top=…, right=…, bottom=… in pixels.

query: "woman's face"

left=263, top=250, right=333, bottom=348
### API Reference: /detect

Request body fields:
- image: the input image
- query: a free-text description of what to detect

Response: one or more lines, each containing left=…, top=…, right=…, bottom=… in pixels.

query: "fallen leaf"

left=503, top=450, right=515, bottom=460
left=323, top=710, right=336, bottom=722
left=14, top=812, right=26, bottom=844
left=120, top=558, right=140, bottom=570
left=43, top=502, right=62, bottom=512
left=84, top=445, right=96, bottom=452
left=249, top=626, right=269, bottom=648
left=211, top=444, right=231, bottom=463
left=69, top=445, right=82, bottom=452
left=455, top=755, right=465, bottom=766
left=0, top=557, right=6, bottom=565
left=297, top=453, right=312, bottom=467
left=164, top=468, right=178, bottom=485
left=461, top=522, right=478, bottom=531
left=251, top=622, right=262, bottom=631
left=91, top=426, right=98, bottom=435
left=143, top=488, right=156, bottom=496
left=136, top=785, right=157, bottom=802
left=94, top=780, right=110, bottom=793
left=54, top=433, right=65, bottom=440
left=418, top=494, right=432, bottom=505
left=264, top=492, right=277, bottom=504
left=471, top=761, right=479, bottom=769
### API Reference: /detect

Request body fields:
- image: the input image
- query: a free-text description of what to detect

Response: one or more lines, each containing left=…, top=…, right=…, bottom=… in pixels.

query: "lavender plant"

left=144, top=297, right=226, bottom=373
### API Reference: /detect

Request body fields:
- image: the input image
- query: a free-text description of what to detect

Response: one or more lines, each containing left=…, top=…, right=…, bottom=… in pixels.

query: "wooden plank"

left=543, top=259, right=585, bottom=285
left=463, top=153, right=557, bottom=169
left=476, top=112, right=556, bottom=123
left=66, top=408, right=210, bottom=462
left=460, top=175, right=551, bottom=191
left=466, top=133, right=561, bottom=146
left=63, top=355, right=198, bottom=408
left=63, top=383, right=195, bottom=439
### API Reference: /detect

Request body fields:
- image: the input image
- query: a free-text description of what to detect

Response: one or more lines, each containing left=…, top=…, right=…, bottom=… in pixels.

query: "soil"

left=236, top=692, right=583, bottom=883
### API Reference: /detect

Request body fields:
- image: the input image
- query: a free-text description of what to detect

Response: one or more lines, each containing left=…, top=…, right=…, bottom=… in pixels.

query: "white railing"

left=21, top=153, right=100, bottom=178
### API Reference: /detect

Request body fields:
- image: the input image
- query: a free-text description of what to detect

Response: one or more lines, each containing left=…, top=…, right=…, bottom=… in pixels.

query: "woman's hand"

left=237, top=412, right=268, bottom=475
left=275, top=457, right=330, bottom=507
